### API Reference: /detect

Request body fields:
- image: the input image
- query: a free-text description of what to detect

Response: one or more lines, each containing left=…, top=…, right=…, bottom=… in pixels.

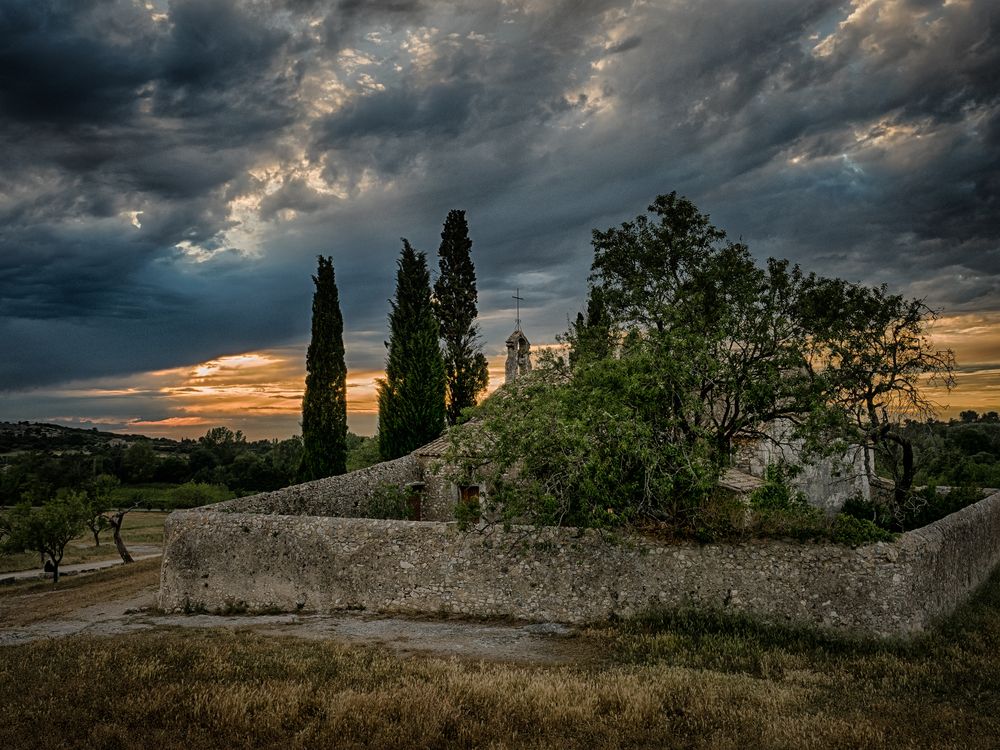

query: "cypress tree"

left=378, top=240, right=446, bottom=459
left=569, top=286, right=613, bottom=366
left=300, top=255, right=348, bottom=479
left=433, top=209, right=489, bottom=425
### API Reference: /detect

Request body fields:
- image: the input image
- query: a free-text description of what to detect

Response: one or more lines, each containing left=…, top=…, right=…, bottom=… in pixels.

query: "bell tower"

left=504, top=289, right=532, bottom=383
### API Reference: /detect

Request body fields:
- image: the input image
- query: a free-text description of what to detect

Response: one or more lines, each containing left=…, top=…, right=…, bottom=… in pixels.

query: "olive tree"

left=84, top=473, right=119, bottom=547
left=798, top=277, right=956, bottom=505
left=588, top=192, right=818, bottom=464
left=3, top=490, right=90, bottom=583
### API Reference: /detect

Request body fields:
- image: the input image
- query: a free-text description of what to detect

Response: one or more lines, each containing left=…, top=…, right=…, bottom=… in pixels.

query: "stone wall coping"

left=171, top=488, right=1000, bottom=559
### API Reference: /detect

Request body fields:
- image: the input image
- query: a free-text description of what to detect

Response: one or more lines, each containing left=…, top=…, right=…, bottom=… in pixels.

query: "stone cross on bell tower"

left=504, top=288, right=532, bottom=383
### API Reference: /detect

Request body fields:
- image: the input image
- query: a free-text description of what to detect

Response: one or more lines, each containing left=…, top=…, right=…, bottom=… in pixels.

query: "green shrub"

left=689, top=491, right=750, bottom=542
left=678, top=486, right=829, bottom=544
left=165, top=482, right=234, bottom=509
left=901, top=484, right=983, bottom=530
left=749, top=463, right=807, bottom=510
left=839, top=495, right=892, bottom=528
left=753, top=504, right=827, bottom=541
left=841, top=485, right=984, bottom=533
left=365, top=484, right=415, bottom=520
left=830, top=514, right=894, bottom=546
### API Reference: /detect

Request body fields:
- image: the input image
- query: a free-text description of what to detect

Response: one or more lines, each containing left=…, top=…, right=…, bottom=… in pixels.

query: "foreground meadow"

left=1, top=562, right=999, bottom=749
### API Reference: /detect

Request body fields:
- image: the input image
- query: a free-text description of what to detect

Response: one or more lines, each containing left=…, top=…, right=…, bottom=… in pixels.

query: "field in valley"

left=0, top=511, right=167, bottom=575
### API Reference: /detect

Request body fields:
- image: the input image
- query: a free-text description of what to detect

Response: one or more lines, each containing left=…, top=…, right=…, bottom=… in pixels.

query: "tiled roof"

left=411, top=419, right=489, bottom=458
left=718, top=468, right=765, bottom=494
left=412, top=432, right=452, bottom=457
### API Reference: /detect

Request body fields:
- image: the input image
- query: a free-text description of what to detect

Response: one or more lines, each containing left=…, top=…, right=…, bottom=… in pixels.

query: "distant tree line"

left=895, top=412, right=1000, bottom=489
left=0, top=426, right=382, bottom=507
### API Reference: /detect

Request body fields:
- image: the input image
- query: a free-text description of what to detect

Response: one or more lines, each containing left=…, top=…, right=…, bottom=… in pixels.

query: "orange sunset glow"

left=41, top=307, right=990, bottom=442
left=44, top=345, right=510, bottom=439
left=126, top=348, right=384, bottom=438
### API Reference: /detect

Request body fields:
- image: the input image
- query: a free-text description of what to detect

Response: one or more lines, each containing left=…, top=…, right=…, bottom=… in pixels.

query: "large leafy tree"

left=378, top=240, right=446, bottom=459
left=433, top=210, right=489, bottom=424
left=447, top=192, right=956, bottom=529
left=300, top=255, right=348, bottom=480
left=445, top=349, right=717, bottom=529
left=590, top=192, right=817, bottom=463
left=798, top=278, right=956, bottom=506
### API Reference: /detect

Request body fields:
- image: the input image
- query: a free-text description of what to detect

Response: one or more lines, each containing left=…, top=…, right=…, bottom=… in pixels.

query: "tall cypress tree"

left=569, top=286, right=613, bottom=366
left=433, top=209, right=489, bottom=425
left=300, top=255, right=348, bottom=479
left=378, top=240, right=446, bottom=459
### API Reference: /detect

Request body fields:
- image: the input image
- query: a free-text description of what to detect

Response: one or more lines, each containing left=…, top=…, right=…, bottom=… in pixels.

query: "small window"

left=458, top=484, right=480, bottom=504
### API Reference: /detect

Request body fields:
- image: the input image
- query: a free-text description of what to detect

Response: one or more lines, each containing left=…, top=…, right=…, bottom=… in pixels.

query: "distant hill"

left=0, top=421, right=183, bottom=454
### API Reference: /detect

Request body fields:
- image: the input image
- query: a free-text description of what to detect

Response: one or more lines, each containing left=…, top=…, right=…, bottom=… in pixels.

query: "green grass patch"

left=110, top=482, right=234, bottom=510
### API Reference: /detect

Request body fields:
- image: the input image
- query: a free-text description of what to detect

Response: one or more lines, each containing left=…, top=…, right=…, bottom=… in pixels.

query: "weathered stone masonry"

left=210, top=454, right=424, bottom=517
left=159, top=488, right=1000, bottom=637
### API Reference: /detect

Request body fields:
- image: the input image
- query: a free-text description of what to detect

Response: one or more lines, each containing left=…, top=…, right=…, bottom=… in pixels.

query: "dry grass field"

left=1, top=561, right=999, bottom=749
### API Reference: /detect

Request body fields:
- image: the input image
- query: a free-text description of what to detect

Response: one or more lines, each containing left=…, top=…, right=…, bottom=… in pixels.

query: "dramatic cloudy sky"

left=1, top=0, right=997, bottom=438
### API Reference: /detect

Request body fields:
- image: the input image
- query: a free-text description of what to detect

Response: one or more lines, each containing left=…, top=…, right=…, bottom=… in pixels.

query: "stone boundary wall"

left=159, top=490, right=1000, bottom=637
left=900, top=489, right=1000, bottom=623
left=213, top=455, right=423, bottom=517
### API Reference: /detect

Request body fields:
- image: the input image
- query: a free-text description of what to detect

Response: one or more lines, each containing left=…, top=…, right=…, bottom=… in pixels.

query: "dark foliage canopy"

left=448, top=192, right=957, bottom=530
left=378, top=240, right=446, bottom=459
left=300, top=255, right=348, bottom=480
left=433, top=210, right=489, bottom=425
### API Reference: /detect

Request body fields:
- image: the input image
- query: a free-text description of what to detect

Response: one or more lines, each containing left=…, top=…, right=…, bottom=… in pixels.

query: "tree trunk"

left=50, top=556, right=60, bottom=585
left=110, top=513, right=134, bottom=564
left=886, top=431, right=915, bottom=507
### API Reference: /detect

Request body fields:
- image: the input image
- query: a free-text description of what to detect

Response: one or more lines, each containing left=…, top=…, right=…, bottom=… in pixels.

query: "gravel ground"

left=0, top=562, right=587, bottom=663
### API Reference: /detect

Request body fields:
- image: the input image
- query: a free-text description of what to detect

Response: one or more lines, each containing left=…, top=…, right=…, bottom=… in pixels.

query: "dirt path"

left=1, top=548, right=162, bottom=582
left=0, top=558, right=162, bottom=628
left=0, top=561, right=590, bottom=664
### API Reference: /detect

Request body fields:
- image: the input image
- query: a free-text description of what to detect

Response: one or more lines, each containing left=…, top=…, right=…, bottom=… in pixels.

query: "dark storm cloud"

left=0, top=1, right=158, bottom=123
left=322, top=0, right=426, bottom=48
left=0, top=0, right=998, bottom=414
left=319, top=81, right=479, bottom=142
